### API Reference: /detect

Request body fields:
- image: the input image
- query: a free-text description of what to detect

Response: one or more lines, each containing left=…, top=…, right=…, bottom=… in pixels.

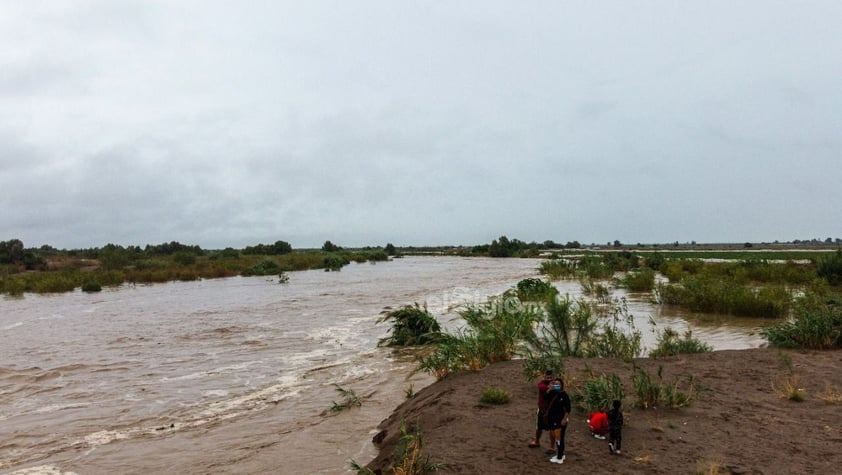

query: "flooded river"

left=0, top=257, right=768, bottom=474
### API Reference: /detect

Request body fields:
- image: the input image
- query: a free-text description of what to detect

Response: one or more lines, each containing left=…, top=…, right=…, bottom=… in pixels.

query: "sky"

left=1, top=1, right=840, bottom=250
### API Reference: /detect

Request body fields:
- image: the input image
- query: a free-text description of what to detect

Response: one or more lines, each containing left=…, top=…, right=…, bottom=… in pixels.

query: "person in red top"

left=529, top=370, right=555, bottom=451
left=587, top=410, right=609, bottom=439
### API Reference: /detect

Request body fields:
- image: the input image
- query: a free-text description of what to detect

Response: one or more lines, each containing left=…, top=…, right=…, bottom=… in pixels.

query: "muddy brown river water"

left=0, top=257, right=768, bottom=474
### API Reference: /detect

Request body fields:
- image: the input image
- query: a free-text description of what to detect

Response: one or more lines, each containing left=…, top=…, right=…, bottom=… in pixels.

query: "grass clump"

left=378, top=304, right=441, bottom=346
left=356, top=419, right=444, bottom=475
left=631, top=365, right=696, bottom=409
left=575, top=370, right=624, bottom=413
left=539, top=259, right=576, bottom=280
left=649, top=327, right=713, bottom=357
left=772, top=374, right=805, bottom=402
left=658, top=275, right=790, bottom=318
left=479, top=387, right=512, bottom=405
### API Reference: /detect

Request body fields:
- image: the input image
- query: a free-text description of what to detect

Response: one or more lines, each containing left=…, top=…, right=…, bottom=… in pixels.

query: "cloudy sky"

left=1, top=1, right=840, bottom=249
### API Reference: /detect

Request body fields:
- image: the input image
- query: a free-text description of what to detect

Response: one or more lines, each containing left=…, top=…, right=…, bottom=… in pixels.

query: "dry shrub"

left=772, top=374, right=806, bottom=402
left=818, top=383, right=842, bottom=404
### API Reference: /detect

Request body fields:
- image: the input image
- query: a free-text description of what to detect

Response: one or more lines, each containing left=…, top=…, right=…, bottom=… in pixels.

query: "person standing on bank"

left=608, top=399, right=624, bottom=455
left=546, top=378, right=571, bottom=464
left=529, top=370, right=555, bottom=451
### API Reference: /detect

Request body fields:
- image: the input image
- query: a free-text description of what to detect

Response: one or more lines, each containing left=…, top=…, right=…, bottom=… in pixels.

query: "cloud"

left=1, top=1, right=841, bottom=248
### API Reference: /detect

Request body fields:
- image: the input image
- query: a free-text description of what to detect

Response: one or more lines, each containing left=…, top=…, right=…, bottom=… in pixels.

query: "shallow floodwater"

left=0, top=257, right=768, bottom=474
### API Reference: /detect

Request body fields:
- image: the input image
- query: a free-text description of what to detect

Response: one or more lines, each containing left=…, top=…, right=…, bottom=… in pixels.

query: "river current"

left=0, top=257, right=767, bottom=474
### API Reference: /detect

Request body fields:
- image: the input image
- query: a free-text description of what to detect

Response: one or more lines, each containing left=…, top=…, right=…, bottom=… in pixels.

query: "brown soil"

left=366, top=348, right=842, bottom=474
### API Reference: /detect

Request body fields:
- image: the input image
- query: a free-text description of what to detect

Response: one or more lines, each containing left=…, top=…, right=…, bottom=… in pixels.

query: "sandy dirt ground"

left=366, top=348, right=842, bottom=474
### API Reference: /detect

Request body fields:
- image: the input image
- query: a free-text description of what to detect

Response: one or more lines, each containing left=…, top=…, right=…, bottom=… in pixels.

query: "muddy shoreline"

left=366, top=348, right=842, bottom=474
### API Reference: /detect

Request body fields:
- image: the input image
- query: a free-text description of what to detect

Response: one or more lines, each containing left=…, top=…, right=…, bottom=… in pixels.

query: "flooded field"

left=0, top=257, right=769, bottom=474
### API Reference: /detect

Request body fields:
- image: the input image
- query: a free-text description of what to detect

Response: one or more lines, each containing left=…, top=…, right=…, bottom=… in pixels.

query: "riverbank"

left=365, top=348, right=842, bottom=474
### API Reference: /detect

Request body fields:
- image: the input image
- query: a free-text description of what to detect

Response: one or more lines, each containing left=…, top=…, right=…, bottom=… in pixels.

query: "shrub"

left=817, top=249, right=842, bottom=285
left=172, top=251, right=197, bottom=266
left=418, top=296, right=540, bottom=379
left=540, top=259, right=576, bottom=280
left=576, top=371, right=624, bottom=413
left=657, top=276, right=790, bottom=318
left=378, top=304, right=441, bottom=346
left=762, top=296, right=842, bottom=349
left=649, top=327, right=713, bottom=357
left=631, top=365, right=695, bottom=409
left=622, top=268, right=656, bottom=292
left=515, top=278, right=558, bottom=302
left=322, top=254, right=350, bottom=271
left=242, top=259, right=282, bottom=276
left=81, top=281, right=102, bottom=292
left=479, top=387, right=512, bottom=405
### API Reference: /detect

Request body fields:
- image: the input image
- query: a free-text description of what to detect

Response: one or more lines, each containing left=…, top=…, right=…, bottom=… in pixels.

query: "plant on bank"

left=522, top=297, right=642, bottom=379
left=575, top=370, right=625, bottom=413
left=417, top=295, right=540, bottom=379
left=479, top=387, right=512, bottom=405
left=649, top=327, right=713, bottom=357
left=631, top=365, right=696, bottom=409
left=351, top=419, right=445, bottom=475
left=378, top=303, right=441, bottom=346
left=762, top=294, right=842, bottom=349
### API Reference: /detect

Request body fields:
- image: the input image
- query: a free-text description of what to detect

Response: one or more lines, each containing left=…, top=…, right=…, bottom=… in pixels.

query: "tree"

left=322, top=240, right=340, bottom=252
left=384, top=243, right=397, bottom=256
left=0, top=239, right=25, bottom=264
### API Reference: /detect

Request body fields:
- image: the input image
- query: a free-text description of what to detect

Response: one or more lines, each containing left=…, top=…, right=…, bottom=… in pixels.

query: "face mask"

left=552, top=384, right=561, bottom=391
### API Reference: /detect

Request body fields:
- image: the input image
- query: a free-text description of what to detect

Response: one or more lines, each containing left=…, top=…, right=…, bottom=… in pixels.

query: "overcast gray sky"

left=1, top=1, right=840, bottom=249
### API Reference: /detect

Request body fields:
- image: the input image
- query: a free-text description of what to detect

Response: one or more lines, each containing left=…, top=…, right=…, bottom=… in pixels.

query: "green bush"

left=539, top=259, right=576, bottom=280
left=479, top=387, right=512, bottom=405
left=81, top=281, right=102, bottom=292
left=242, top=259, right=282, bottom=276
left=649, top=327, right=712, bottom=357
left=657, top=276, right=791, bottom=318
left=378, top=304, right=441, bottom=346
left=576, top=371, right=624, bottom=413
left=631, top=365, right=695, bottom=409
left=762, top=296, right=842, bottom=349
left=622, top=268, right=655, bottom=292
left=418, top=295, right=540, bottom=379
left=515, top=278, right=558, bottom=302
left=817, top=249, right=842, bottom=286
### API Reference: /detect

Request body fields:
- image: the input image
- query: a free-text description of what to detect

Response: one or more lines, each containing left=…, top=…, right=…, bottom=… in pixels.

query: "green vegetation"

left=575, top=371, right=624, bottom=413
left=417, top=295, right=541, bottom=379
left=377, top=304, right=442, bottom=346
left=817, top=249, right=842, bottom=285
left=479, top=387, right=512, bottom=405
left=329, top=384, right=362, bottom=413
left=621, top=268, right=656, bottom=292
left=631, top=365, right=696, bottom=409
left=762, top=296, right=842, bottom=349
left=658, top=275, right=791, bottom=318
left=81, top=280, right=102, bottom=292
left=351, top=420, right=445, bottom=474
left=514, top=278, right=558, bottom=302
left=0, top=238, right=396, bottom=295
left=523, top=297, right=642, bottom=379
left=649, top=327, right=713, bottom=357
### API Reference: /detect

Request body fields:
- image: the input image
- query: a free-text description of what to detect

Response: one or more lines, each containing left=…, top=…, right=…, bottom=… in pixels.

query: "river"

left=0, top=257, right=768, bottom=474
